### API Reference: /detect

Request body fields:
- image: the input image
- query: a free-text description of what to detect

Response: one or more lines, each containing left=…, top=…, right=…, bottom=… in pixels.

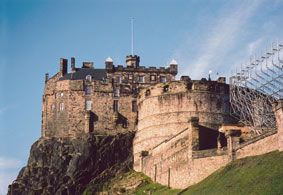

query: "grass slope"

left=84, top=151, right=283, bottom=194
left=181, top=150, right=283, bottom=195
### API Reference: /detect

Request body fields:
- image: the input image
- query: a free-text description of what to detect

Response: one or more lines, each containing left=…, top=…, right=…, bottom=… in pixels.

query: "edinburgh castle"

left=41, top=55, right=283, bottom=189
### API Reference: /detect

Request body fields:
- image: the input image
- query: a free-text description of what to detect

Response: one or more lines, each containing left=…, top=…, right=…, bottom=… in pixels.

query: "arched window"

left=86, top=75, right=92, bottom=82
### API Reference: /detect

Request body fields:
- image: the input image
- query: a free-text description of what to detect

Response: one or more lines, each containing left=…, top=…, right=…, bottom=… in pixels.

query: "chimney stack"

left=60, top=58, right=68, bottom=76
left=71, top=57, right=75, bottom=72
left=45, top=73, right=49, bottom=83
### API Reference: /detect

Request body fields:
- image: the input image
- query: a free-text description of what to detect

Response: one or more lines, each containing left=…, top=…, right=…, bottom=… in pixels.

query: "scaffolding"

left=230, top=41, right=283, bottom=136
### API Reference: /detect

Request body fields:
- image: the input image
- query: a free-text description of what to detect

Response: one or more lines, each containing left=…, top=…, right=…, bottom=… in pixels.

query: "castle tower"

left=126, top=55, right=140, bottom=68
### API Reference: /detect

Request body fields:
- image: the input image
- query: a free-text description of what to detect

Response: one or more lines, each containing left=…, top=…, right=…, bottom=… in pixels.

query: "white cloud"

left=0, top=157, right=22, bottom=195
left=172, top=1, right=263, bottom=79
left=247, top=38, right=263, bottom=56
left=0, top=171, right=19, bottom=195
left=0, top=157, right=22, bottom=170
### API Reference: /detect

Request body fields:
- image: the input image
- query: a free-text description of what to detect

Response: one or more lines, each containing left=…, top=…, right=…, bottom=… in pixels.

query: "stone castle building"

left=42, top=55, right=283, bottom=189
left=42, top=55, right=177, bottom=137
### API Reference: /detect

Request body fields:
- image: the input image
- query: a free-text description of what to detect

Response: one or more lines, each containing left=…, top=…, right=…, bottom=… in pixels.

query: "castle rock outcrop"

left=8, top=133, right=134, bottom=195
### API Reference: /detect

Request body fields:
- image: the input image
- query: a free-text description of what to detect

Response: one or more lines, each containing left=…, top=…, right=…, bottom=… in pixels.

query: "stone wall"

left=274, top=99, right=283, bottom=151
left=138, top=119, right=229, bottom=189
left=235, top=131, right=278, bottom=159
left=42, top=56, right=177, bottom=138
left=134, top=80, right=235, bottom=171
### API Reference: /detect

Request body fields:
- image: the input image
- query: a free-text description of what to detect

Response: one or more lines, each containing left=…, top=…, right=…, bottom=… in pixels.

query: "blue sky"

left=0, top=0, right=282, bottom=193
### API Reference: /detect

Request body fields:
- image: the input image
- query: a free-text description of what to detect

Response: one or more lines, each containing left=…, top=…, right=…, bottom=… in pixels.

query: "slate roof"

left=59, top=68, right=107, bottom=81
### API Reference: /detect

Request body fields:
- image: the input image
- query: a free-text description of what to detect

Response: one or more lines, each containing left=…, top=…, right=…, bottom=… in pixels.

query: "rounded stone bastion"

left=133, top=78, right=237, bottom=171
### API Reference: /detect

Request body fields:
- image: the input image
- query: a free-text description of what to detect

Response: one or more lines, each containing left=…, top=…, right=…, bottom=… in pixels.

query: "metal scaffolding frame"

left=230, top=41, right=283, bottom=136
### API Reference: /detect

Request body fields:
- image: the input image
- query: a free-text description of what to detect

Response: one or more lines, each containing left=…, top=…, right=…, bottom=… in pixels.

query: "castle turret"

left=126, top=55, right=140, bottom=68
left=105, top=56, right=114, bottom=72
left=169, top=59, right=178, bottom=76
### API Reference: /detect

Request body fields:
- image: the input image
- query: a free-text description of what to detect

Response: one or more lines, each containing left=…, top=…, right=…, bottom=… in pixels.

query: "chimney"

left=126, top=55, right=140, bottom=68
left=82, top=62, right=94, bottom=69
left=60, top=58, right=68, bottom=76
left=71, top=57, right=75, bottom=72
left=45, top=73, right=49, bottom=83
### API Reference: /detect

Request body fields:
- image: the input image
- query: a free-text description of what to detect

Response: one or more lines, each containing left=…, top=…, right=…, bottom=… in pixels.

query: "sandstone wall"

left=139, top=125, right=229, bottom=189
left=134, top=80, right=235, bottom=168
left=42, top=78, right=139, bottom=137
left=235, top=132, right=278, bottom=159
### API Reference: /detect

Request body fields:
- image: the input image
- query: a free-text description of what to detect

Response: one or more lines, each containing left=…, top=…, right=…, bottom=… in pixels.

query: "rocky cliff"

left=8, top=133, right=134, bottom=195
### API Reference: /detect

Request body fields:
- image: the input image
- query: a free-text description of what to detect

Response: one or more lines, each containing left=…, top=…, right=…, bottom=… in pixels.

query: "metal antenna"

left=131, top=17, right=134, bottom=56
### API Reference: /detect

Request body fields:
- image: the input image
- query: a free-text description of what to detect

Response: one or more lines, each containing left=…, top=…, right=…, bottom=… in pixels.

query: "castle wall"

left=235, top=131, right=278, bottom=159
left=140, top=121, right=229, bottom=189
left=134, top=80, right=235, bottom=170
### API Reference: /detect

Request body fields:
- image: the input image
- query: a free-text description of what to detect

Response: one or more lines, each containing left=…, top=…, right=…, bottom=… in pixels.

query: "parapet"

left=106, top=55, right=178, bottom=75
left=137, top=78, right=229, bottom=104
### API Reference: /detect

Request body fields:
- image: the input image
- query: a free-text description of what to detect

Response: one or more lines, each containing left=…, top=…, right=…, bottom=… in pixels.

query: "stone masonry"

left=41, top=54, right=283, bottom=189
left=42, top=55, right=177, bottom=137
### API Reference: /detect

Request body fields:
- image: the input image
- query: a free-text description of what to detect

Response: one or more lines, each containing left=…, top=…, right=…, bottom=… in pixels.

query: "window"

left=132, top=101, right=138, bottom=112
left=128, top=74, right=133, bottom=80
left=54, top=93, right=57, bottom=99
left=59, top=102, right=64, bottom=111
left=160, top=76, right=166, bottom=83
left=146, top=89, right=151, bottom=96
left=113, top=100, right=118, bottom=112
left=85, top=100, right=92, bottom=110
left=151, top=75, right=156, bottom=81
left=163, top=85, right=169, bottom=92
left=138, top=76, right=144, bottom=83
left=86, top=75, right=92, bottom=82
left=60, top=92, right=64, bottom=97
left=114, top=88, right=120, bottom=97
left=51, top=104, right=54, bottom=111
left=85, top=86, right=92, bottom=95
left=116, top=77, right=121, bottom=84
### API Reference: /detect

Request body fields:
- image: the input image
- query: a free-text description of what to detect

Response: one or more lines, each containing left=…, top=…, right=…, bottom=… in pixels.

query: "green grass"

left=84, top=151, right=283, bottom=194
left=180, top=150, right=283, bottom=195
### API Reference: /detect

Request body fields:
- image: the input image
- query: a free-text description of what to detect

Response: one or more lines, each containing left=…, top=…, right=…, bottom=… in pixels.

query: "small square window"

left=116, top=77, right=121, bottom=84
left=128, top=74, right=133, bottom=80
left=160, top=76, right=166, bottom=83
left=85, top=100, right=92, bottom=110
left=114, top=88, right=120, bottom=97
left=85, top=86, right=92, bottom=95
left=151, top=75, right=156, bottom=81
left=138, top=76, right=144, bottom=83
